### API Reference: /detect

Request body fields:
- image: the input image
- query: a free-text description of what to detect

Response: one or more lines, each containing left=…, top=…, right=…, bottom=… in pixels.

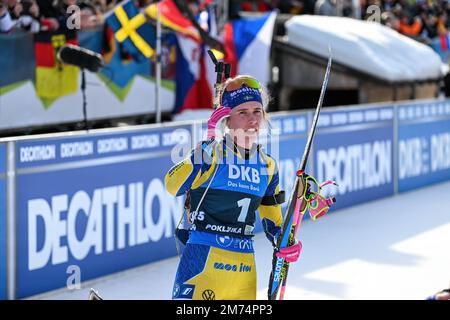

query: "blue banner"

left=398, top=101, right=450, bottom=192
left=0, top=33, right=34, bottom=87
left=0, top=143, right=6, bottom=300
left=269, top=113, right=309, bottom=200
left=313, top=106, right=395, bottom=209
left=15, top=125, right=192, bottom=298
left=9, top=99, right=450, bottom=298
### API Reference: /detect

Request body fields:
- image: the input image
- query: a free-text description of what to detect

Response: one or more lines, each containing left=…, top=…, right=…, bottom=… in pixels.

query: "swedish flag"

left=106, top=0, right=155, bottom=62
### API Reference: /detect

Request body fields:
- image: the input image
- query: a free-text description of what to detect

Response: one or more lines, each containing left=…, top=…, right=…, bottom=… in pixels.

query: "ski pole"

left=268, top=47, right=333, bottom=300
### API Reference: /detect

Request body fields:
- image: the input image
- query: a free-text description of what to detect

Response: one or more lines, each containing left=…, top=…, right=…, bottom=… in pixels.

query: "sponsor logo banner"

left=269, top=113, right=309, bottom=209
left=314, top=106, right=395, bottom=209
left=397, top=101, right=450, bottom=192
left=15, top=125, right=191, bottom=298
left=16, top=127, right=191, bottom=169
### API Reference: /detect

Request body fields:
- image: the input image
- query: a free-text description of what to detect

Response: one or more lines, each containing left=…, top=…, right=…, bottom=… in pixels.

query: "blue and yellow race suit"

left=165, top=136, right=283, bottom=300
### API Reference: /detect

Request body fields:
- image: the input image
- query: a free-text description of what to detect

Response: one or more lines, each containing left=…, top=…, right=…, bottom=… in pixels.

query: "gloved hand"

left=207, top=106, right=231, bottom=139
left=262, top=218, right=281, bottom=246
left=307, top=179, right=337, bottom=220
left=309, top=195, right=335, bottom=220
left=263, top=218, right=302, bottom=262
left=275, top=241, right=302, bottom=263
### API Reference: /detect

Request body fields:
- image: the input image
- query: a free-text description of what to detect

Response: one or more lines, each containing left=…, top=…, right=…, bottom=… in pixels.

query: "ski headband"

left=221, top=85, right=263, bottom=109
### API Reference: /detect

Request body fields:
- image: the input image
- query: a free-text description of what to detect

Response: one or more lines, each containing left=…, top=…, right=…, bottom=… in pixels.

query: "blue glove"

left=262, top=218, right=281, bottom=247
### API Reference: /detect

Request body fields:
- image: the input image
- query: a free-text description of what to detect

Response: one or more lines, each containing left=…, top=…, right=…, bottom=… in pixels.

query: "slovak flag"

left=173, top=11, right=277, bottom=116
left=174, top=33, right=213, bottom=114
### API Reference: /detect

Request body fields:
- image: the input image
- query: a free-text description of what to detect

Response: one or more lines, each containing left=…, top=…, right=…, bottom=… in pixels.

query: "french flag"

left=173, top=11, right=277, bottom=116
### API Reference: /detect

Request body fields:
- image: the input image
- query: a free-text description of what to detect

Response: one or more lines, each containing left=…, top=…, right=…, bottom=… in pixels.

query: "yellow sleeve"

left=258, top=184, right=283, bottom=228
left=164, top=141, right=216, bottom=197
left=258, top=151, right=283, bottom=227
left=165, top=156, right=201, bottom=197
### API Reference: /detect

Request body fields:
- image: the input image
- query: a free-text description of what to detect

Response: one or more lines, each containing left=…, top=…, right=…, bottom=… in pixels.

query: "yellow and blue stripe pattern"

left=165, top=137, right=283, bottom=239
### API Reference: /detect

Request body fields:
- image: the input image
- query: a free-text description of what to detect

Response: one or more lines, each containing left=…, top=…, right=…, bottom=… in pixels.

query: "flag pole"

left=155, top=0, right=162, bottom=123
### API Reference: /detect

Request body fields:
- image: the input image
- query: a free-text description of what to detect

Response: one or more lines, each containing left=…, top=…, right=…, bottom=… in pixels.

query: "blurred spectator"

left=240, top=0, right=273, bottom=12
left=341, top=0, right=354, bottom=17
left=1, top=0, right=449, bottom=56
left=1, top=0, right=40, bottom=32
left=419, top=8, right=439, bottom=39
left=398, top=11, right=422, bottom=36
left=187, top=0, right=200, bottom=15
left=36, top=0, right=58, bottom=18
left=0, top=1, right=15, bottom=32
left=314, top=0, right=337, bottom=16
left=381, top=11, right=400, bottom=30
left=229, top=0, right=241, bottom=19
left=137, top=0, right=152, bottom=9
left=44, top=0, right=101, bottom=31
left=358, top=0, right=450, bottom=51
left=86, top=0, right=119, bottom=13
left=277, top=0, right=304, bottom=14
left=302, top=0, right=316, bottom=14
left=78, top=0, right=103, bottom=28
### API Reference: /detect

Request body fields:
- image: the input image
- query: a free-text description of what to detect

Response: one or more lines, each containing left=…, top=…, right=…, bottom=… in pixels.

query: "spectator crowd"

left=232, top=0, right=450, bottom=45
left=1, top=0, right=450, bottom=44
left=232, top=0, right=450, bottom=46
left=0, top=0, right=118, bottom=33
left=361, top=0, right=450, bottom=44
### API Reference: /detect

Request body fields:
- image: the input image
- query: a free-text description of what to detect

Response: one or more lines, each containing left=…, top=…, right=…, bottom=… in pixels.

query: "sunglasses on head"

left=223, top=76, right=261, bottom=92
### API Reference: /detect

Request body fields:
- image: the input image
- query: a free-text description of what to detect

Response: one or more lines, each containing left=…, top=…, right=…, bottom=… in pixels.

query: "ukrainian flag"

left=106, top=0, right=155, bottom=62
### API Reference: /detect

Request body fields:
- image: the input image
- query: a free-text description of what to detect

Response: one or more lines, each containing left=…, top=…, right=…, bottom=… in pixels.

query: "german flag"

left=144, top=0, right=201, bottom=42
left=102, top=24, right=134, bottom=64
left=144, top=0, right=224, bottom=55
left=34, top=30, right=79, bottom=102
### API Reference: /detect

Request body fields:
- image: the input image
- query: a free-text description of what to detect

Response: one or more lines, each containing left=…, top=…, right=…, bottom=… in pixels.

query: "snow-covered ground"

left=34, top=181, right=450, bottom=300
